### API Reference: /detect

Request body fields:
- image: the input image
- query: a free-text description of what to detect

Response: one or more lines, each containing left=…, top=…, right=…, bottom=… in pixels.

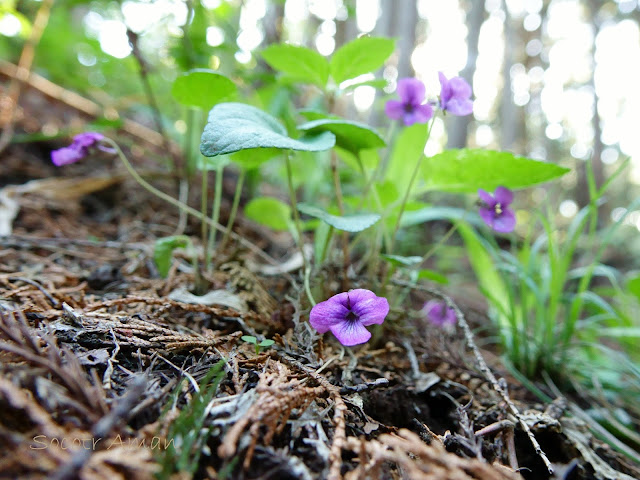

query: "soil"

left=1, top=72, right=639, bottom=480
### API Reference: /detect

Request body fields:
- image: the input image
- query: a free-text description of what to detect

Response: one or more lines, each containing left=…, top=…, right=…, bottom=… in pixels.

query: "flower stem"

left=102, top=138, right=288, bottom=274
left=206, top=164, right=224, bottom=272
left=201, top=169, right=209, bottom=264
left=330, top=151, right=349, bottom=288
left=388, top=117, right=435, bottom=254
left=284, top=152, right=315, bottom=306
left=219, top=169, right=246, bottom=252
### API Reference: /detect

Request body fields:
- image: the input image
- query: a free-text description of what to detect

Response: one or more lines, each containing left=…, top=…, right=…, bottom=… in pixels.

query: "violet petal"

left=444, top=98, right=473, bottom=116
left=413, top=103, right=434, bottom=124
left=309, top=296, right=350, bottom=333
left=492, top=208, right=516, bottom=233
left=329, top=320, right=372, bottom=346
left=51, top=146, right=83, bottom=166
left=477, top=189, right=495, bottom=206
left=478, top=207, right=496, bottom=229
left=350, top=296, right=389, bottom=327
left=397, top=77, right=426, bottom=105
left=438, top=72, right=451, bottom=104
left=385, top=100, right=405, bottom=120
left=494, top=186, right=513, bottom=206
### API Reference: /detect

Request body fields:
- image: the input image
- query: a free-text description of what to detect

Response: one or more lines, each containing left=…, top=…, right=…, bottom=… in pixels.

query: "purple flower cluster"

left=385, top=72, right=474, bottom=126
left=51, top=132, right=111, bottom=166
left=478, top=186, right=516, bottom=233
left=309, top=289, right=389, bottom=346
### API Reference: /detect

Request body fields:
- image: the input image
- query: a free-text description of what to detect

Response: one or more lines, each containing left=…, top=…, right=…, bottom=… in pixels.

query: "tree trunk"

left=576, top=0, right=604, bottom=210
left=447, top=0, right=485, bottom=148
left=499, top=1, right=523, bottom=152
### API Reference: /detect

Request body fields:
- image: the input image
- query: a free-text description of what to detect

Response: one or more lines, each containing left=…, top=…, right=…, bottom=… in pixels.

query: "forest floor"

left=1, top=79, right=640, bottom=480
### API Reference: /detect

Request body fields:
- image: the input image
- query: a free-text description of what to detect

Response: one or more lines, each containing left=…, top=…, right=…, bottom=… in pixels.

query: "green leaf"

left=297, top=203, right=380, bottom=232
left=298, top=118, right=385, bottom=154
left=457, top=223, right=511, bottom=324
left=241, top=335, right=257, bottom=344
left=154, top=235, right=191, bottom=278
left=421, top=149, right=570, bottom=193
left=231, top=148, right=281, bottom=170
left=600, top=327, right=640, bottom=338
left=386, top=122, right=429, bottom=194
left=380, top=254, right=423, bottom=267
left=417, top=269, right=449, bottom=285
left=261, top=44, right=330, bottom=87
left=400, top=206, right=477, bottom=227
left=200, top=103, right=335, bottom=157
left=245, top=197, right=292, bottom=231
left=627, top=275, right=640, bottom=302
left=171, top=69, right=237, bottom=110
left=330, top=36, right=395, bottom=84
left=258, top=339, right=275, bottom=347
left=340, top=78, right=388, bottom=92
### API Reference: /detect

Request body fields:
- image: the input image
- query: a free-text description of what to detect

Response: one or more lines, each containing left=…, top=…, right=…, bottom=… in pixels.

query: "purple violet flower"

left=51, top=132, right=107, bottom=166
left=309, top=289, right=389, bottom=346
left=422, top=300, right=457, bottom=327
left=385, top=78, right=434, bottom=126
left=478, top=186, right=516, bottom=233
left=438, top=72, right=473, bottom=116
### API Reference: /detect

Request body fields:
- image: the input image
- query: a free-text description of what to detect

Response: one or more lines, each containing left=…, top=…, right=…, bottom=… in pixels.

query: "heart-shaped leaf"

left=172, top=69, right=237, bottom=110
left=297, top=203, right=380, bottom=232
left=330, top=36, right=395, bottom=84
left=421, top=149, right=570, bottom=193
left=261, top=44, right=330, bottom=87
left=200, top=103, right=335, bottom=157
left=298, top=118, right=385, bottom=154
left=245, top=197, right=292, bottom=231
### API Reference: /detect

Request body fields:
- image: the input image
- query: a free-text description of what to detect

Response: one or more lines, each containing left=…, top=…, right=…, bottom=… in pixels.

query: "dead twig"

left=392, top=279, right=554, bottom=475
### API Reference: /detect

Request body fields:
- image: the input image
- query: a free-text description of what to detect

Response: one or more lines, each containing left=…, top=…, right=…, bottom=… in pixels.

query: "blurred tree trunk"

left=576, top=0, right=604, bottom=210
left=335, top=0, right=358, bottom=52
left=447, top=0, right=485, bottom=148
left=500, top=1, right=516, bottom=150
left=369, top=0, right=418, bottom=126
left=263, top=1, right=284, bottom=46
left=499, top=1, right=524, bottom=152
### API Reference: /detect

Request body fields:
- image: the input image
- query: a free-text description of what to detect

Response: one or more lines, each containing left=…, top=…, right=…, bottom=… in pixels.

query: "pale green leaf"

left=261, top=44, right=330, bottom=87
left=200, top=103, right=335, bottom=157
left=171, top=69, right=236, bottom=109
left=421, top=149, right=570, bottom=193
left=297, top=203, right=380, bottom=232
left=298, top=118, right=385, bottom=153
left=330, top=36, right=396, bottom=84
left=245, top=197, right=292, bottom=231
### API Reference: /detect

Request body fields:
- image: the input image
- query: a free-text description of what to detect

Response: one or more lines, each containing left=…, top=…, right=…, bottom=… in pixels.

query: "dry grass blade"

left=218, top=360, right=325, bottom=469
left=344, top=429, right=522, bottom=480
left=0, top=310, right=108, bottom=423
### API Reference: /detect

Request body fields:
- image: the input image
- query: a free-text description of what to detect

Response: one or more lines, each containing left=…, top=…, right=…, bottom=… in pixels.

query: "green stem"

left=330, top=151, right=349, bottom=287
left=102, top=138, right=286, bottom=271
left=206, top=164, right=224, bottom=270
left=285, top=152, right=315, bottom=306
left=388, top=155, right=423, bottom=254
left=420, top=223, right=458, bottom=264
left=201, top=169, right=209, bottom=264
left=388, top=117, right=435, bottom=254
left=219, top=169, right=246, bottom=252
